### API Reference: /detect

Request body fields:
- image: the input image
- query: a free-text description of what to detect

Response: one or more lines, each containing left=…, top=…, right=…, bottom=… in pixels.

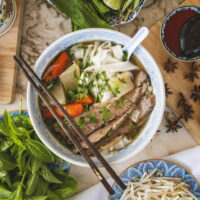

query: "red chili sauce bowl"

left=161, top=6, right=200, bottom=61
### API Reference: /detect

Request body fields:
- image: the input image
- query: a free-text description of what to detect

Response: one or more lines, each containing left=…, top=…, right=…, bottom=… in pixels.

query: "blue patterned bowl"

left=27, top=28, right=165, bottom=167
left=108, top=159, right=200, bottom=200
left=0, top=110, right=71, bottom=173
left=46, top=0, right=146, bottom=26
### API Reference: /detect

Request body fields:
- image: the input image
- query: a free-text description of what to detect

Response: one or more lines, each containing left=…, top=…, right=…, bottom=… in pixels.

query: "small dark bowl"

left=161, top=6, right=200, bottom=62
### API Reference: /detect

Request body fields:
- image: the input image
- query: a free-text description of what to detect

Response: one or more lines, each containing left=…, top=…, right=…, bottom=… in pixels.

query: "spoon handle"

left=123, top=27, right=149, bottom=60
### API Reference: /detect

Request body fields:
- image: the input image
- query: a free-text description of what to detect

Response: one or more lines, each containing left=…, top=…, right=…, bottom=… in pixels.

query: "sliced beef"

left=73, top=112, right=130, bottom=153
left=136, top=94, right=155, bottom=126
left=87, top=94, right=156, bottom=152
left=95, top=118, right=133, bottom=150
left=74, top=71, right=148, bottom=136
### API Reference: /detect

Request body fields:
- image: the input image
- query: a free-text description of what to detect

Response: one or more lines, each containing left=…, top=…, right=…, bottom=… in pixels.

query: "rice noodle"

left=70, top=41, right=139, bottom=103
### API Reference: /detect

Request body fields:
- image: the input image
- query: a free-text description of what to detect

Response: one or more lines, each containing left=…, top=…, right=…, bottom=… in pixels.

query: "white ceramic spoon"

left=123, top=26, right=149, bottom=60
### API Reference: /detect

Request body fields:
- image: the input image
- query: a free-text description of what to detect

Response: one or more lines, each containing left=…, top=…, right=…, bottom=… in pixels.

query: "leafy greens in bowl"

left=0, top=110, right=79, bottom=200
left=47, top=0, right=146, bottom=29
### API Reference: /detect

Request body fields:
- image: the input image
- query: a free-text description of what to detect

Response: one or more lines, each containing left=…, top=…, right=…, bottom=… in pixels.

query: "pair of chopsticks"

left=14, top=55, right=126, bottom=195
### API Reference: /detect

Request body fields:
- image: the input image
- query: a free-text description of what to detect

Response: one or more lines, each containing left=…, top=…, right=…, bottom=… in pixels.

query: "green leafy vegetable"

left=50, top=0, right=112, bottom=29
left=0, top=110, right=79, bottom=200
left=0, top=185, right=12, bottom=198
left=40, top=164, right=62, bottom=184
left=25, top=139, right=54, bottom=163
left=91, top=0, right=110, bottom=15
left=25, top=173, right=40, bottom=196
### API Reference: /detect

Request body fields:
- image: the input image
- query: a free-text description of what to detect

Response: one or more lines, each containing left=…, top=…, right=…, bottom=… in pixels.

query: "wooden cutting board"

left=0, top=0, right=24, bottom=104
left=142, top=0, right=200, bottom=144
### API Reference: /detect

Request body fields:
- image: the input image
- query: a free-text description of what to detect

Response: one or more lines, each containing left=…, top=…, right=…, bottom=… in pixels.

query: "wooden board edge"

left=9, top=0, right=24, bottom=104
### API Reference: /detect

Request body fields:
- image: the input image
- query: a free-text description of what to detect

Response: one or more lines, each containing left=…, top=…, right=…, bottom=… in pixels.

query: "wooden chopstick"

left=14, top=56, right=114, bottom=195
left=18, top=55, right=126, bottom=191
left=14, top=55, right=126, bottom=194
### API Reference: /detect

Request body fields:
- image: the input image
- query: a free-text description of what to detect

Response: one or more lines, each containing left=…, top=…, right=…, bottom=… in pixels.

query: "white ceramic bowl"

left=27, top=29, right=165, bottom=167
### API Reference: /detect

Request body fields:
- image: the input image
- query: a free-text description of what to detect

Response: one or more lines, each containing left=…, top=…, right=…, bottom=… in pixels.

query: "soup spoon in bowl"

left=123, top=26, right=149, bottom=60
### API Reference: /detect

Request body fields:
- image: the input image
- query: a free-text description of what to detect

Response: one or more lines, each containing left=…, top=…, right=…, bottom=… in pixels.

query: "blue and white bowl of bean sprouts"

left=46, top=0, right=146, bottom=26
left=27, top=28, right=165, bottom=167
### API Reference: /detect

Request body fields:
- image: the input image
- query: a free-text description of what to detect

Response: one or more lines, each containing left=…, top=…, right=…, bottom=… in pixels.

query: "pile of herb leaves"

left=50, top=0, right=142, bottom=31
left=0, top=110, right=79, bottom=200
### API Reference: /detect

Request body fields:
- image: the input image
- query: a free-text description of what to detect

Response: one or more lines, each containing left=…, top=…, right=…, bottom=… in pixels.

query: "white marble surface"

left=0, top=0, right=198, bottom=195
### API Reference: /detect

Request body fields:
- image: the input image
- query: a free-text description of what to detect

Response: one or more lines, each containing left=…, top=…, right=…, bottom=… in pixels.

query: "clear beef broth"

left=40, top=41, right=155, bottom=154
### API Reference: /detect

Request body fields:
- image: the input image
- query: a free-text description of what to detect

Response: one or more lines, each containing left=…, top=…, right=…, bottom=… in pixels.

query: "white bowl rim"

left=27, top=28, right=165, bottom=167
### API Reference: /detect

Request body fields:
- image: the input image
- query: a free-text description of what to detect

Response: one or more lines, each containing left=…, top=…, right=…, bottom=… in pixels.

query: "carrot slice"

left=75, top=94, right=94, bottom=104
left=65, top=104, right=84, bottom=117
left=44, top=52, right=71, bottom=83
left=43, top=103, right=84, bottom=119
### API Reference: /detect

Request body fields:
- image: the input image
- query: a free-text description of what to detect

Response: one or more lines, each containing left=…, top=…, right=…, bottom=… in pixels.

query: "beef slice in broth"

left=74, top=71, right=148, bottom=136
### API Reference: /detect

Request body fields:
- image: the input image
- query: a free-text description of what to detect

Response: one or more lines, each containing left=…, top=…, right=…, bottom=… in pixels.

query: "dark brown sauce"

left=180, top=14, right=200, bottom=58
left=164, top=8, right=200, bottom=57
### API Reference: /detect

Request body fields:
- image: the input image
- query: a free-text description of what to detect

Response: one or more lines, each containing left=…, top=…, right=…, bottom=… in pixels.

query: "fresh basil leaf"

left=7, top=113, right=24, bottom=136
left=25, top=173, right=39, bottom=196
left=50, top=0, right=112, bottom=29
left=12, top=170, right=26, bottom=200
left=0, top=171, right=11, bottom=187
left=40, top=164, right=62, bottom=184
left=10, top=144, right=18, bottom=157
left=35, top=178, right=48, bottom=196
left=0, top=152, right=16, bottom=171
left=11, top=184, right=23, bottom=200
left=0, top=185, right=12, bottom=198
left=0, top=171, right=6, bottom=178
left=0, top=121, right=10, bottom=137
left=55, top=175, right=79, bottom=198
left=2, top=111, right=25, bottom=148
left=0, top=139, right=13, bottom=152
left=51, top=171, right=79, bottom=198
left=11, top=115, right=32, bottom=130
left=17, top=148, right=26, bottom=173
left=47, top=190, right=62, bottom=200
left=25, top=139, right=54, bottom=163
left=30, top=157, right=41, bottom=174
left=24, top=195, right=48, bottom=200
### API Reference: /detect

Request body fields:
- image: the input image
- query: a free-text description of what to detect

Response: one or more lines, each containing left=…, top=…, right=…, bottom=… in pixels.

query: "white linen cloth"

left=69, top=146, right=200, bottom=200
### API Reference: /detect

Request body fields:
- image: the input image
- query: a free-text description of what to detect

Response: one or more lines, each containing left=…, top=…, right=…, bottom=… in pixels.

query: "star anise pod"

left=165, top=83, right=173, bottom=97
left=184, top=62, right=200, bottom=82
left=177, top=93, right=186, bottom=107
left=191, top=85, right=200, bottom=103
left=166, top=118, right=182, bottom=133
left=163, top=58, right=178, bottom=73
left=176, top=93, right=194, bottom=122
left=181, top=104, right=194, bottom=122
